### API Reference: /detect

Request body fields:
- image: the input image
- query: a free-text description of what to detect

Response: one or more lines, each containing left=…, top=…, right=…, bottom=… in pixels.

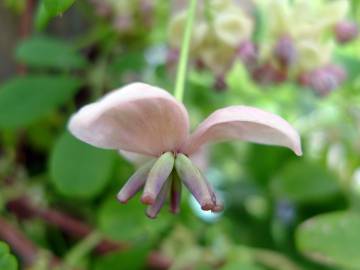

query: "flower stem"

left=174, top=0, right=198, bottom=102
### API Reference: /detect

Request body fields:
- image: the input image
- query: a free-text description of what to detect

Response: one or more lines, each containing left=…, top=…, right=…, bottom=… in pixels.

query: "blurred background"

left=1, top=0, right=360, bottom=269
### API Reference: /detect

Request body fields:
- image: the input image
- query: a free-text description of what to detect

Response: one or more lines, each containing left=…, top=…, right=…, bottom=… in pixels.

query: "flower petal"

left=118, top=150, right=152, bottom=167
left=68, top=82, right=189, bottom=156
left=183, top=106, right=302, bottom=156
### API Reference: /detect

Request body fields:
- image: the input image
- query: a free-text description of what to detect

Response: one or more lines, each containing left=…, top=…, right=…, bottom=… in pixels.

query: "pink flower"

left=68, top=83, right=302, bottom=218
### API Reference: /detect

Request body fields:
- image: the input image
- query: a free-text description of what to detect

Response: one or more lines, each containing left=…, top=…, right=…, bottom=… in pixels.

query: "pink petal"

left=68, top=83, right=189, bottom=156
left=182, top=106, right=302, bottom=156
left=118, top=150, right=152, bottom=167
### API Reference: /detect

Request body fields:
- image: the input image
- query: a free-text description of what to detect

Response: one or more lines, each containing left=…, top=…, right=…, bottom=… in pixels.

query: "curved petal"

left=68, top=83, right=189, bottom=156
left=182, top=106, right=302, bottom=156
left=118, top=150, right=152, bottom=167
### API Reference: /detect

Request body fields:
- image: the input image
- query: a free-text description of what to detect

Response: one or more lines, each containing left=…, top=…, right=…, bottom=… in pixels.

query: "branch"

left=0, top=217, right=60, bottom=268
left=7, top=197, right=172, bottom=269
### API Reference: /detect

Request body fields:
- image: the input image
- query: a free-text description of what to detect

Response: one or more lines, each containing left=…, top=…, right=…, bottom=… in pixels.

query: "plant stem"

left=174, top=0, right=198, bottom=102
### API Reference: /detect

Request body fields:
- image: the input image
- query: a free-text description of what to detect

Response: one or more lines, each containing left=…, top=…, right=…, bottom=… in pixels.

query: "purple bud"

left=252, top=63, right=287, bottom=85
left=142, top=152, right=174, bottom=205
left=117, top=160, right=156, bottom=203
left=274, top=35, right=297, bottom=67
left=170, top=173, right=182, bottom=214
left=236, top=40, right=258, bottom=70
left=308, top=68, right=339, bottom=96
left=146, top=179, right=171, bottom=219
left=166, top=48, right=179, bottom=72
left=324, top=64, right=347, bottom=83
left=113, top=15, right=133, bottom=32
left=335, top=20, right=358, bottom=44
left=214, top=75, right=227, bottom=92
left=175, top=154, right=214, bottom=211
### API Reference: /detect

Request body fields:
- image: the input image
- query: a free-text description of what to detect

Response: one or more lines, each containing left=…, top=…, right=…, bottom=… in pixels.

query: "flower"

left=68, top=83, right=302, bottom=218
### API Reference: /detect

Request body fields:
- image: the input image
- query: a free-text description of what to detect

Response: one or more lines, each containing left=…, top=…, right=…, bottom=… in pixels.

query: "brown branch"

left=0, top=216, right=60, bottom=268
left=7, top=197, right=172, bottom=269
left=17, top=0, right=35, bottom=74
left=7, top=197, right=123, bottom=254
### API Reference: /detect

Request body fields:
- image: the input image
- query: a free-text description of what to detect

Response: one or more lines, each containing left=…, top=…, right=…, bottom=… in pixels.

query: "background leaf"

left=44, top=0, right=76, bottom=16
left=0, top=242, right=18, bottom=270
left=0, top=75, right=81, bottom=129
left=271, top=161, right=339, bottom=203
left=98, top=197, right=171, bottom=242
left=296, top=211, right=360, bottom=269
left=50, top=132, right=115, bottom=198
left=16, top=36, right=87, bottom=70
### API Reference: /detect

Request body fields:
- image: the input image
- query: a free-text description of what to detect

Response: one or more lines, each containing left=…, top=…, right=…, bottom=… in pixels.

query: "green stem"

left=174, top=0, right=198, bottom=102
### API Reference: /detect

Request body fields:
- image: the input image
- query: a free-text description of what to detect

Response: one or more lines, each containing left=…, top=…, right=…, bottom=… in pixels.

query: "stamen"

left=175, top=154, right=214, bottom=211
left=142, top=152, right=175, bottom=205
left=117, top=159, right=156, bottom=203
left=146, top=179, right=171, bottom=219
left=170, top=172, right=182, bottom=214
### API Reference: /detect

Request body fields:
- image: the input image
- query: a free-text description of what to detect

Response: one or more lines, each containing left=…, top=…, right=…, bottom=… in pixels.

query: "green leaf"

left=16, top=36, right=87, bottom=70
left=44, top=0, right=76, bottom=16
left=93, top=246, right=150, bottom=270
left=98, top=197, right=171, bottom=242
left=0, top=75, right=81, bottom=129
left=0, top=242, right=18, bottom=270
left=35, top=0, right=75, bottom=30
left=271, top=161, right=339, bottom=203
left=50, top=132, right=115, bottom=198
left=296, top=211, right=360, bottom=269
left=220, top=262, right=265, bottom=270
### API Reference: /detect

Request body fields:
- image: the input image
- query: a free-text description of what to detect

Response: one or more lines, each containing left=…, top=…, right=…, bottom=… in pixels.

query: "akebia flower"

left=68, top=83, right=302, bottom=218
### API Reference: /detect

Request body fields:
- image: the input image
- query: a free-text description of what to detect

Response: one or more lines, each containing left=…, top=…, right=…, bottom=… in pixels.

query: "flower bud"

left=236, top=40, right=258, bottom=70
left=142, top=152, right=175, bottom=205
left=299, top=64, right=346, bottom=96
left=175, top=154, right=215, bottom=211
left=334, top=20, right=358, bottom=44
left=274, top=35, right=297, bottom=67
left=214, top=75, right=227, bottom=92
left=252, top=63, right=287, bottom=85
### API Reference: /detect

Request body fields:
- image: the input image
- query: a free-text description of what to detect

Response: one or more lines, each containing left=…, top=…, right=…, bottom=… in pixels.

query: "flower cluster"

left=90, top=0, right=153, bottom=33
left=168, top=0, right=254, bottom=89
left=168, top=0, right=358, bottom=95
left=69, top=83, right=301, bottom=218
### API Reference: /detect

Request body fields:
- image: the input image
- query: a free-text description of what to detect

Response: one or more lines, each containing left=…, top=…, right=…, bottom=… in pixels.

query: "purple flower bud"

left=252, top=63, right=287, bottom=85
left=146, top=179, right=171, bottom=219
left=113, top=15, right=133, bottom=32
left=142, top=152, right=175, bottom=205
left=324, top=64, right=347, bottom=83
left=175, top=154, right=215, bottom=211
left=214, top=75, right=227, bottom=92
left=274, top=35, right=297, bottom=67
left=117, top=160, right=156, bottom=203
left=236, top=40, right=258, bottom=70
left=335, top=20, right=358, bottom=44
left=298, top=64, right=346, bottom=95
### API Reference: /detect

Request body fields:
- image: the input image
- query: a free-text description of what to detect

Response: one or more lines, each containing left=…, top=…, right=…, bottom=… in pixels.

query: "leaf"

left=50, top=132, right=115, bottom=198
left=16, top=36, right=87, bottom=70
left=44, top=0, right=76, bottom=16
left=0, top=75, right=81, bottom=129
left=93, top=246, right=150, bottom=270
left=98, top=197, right=171, bottom=242
left=296, top=211, right=360, bottom=269
left=220, top=262, right=265, bottom=270
left=271, top=161, right=339, bottom=203
left=35, top=0, right=75, bottom=30
left=0, top=242, right=18, bottom=270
